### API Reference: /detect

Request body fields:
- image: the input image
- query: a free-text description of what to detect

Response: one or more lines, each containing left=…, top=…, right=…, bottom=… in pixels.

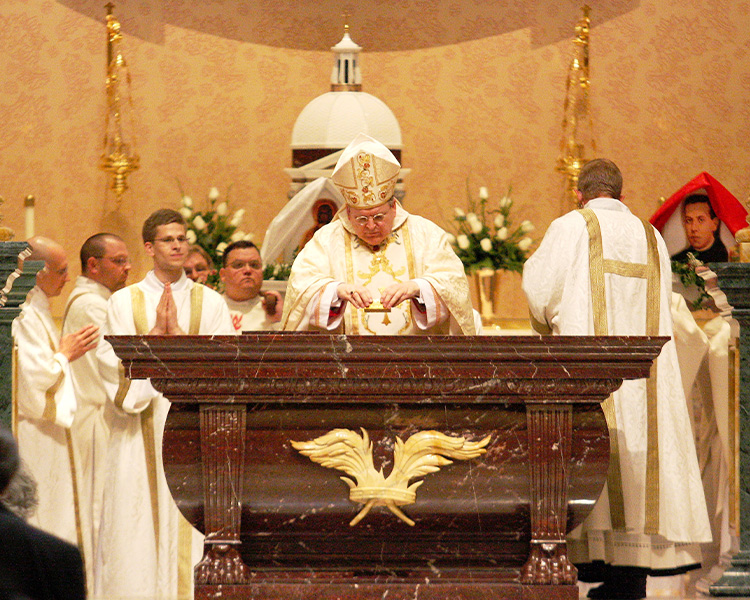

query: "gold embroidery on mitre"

left=292, top=428, right=490, bottom=527
left=334, top=151, right=398, bottom=208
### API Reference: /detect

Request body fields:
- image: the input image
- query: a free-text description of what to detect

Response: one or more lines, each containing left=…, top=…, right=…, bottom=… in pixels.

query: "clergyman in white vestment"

left=12, top=237, right=99, bottom=553
left=281, top=133, right=475, bottom=336
left=95, top=210, right=233, bottom=600
left=61, top=233, right=131, bottom=586
left=522, top=159, right=711, bottom=600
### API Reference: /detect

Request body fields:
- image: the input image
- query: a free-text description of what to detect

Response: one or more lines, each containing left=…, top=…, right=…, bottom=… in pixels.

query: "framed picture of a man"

left=650, top=172, right=747, bottom=264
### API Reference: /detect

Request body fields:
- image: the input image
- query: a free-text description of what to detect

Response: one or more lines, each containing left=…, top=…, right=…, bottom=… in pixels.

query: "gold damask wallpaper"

left=1, top=0, right=749, bottom=318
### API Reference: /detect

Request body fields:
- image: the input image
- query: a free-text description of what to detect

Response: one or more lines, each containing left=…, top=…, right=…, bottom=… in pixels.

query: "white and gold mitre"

left=331, top=133, right=400, bottom=208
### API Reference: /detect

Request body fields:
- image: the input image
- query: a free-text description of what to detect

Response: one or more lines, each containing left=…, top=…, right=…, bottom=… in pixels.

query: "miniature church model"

left=284, top=25, right=410, bottom=201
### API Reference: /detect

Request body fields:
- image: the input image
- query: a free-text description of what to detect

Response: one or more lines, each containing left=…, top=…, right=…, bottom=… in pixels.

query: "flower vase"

left=468, top=268, right=504, bottom=324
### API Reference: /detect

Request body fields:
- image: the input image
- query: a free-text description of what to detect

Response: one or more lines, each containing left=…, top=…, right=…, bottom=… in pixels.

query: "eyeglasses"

left=228, top=260, right=262, bottom=270
left=352, top=213, right=389, bottom=225
left=154, top=236, right=189, bottom=245
left=102, top=256, right=130, bottom=266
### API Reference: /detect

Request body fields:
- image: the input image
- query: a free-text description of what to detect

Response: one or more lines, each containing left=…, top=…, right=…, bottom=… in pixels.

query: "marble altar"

left=107, top=333, right=668, bottom=600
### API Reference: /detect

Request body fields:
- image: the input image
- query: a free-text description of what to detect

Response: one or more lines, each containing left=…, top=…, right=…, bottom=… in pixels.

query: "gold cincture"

left=292, top=428, right=490, bottom=526
left=100, top=3, right=140, bottom=202
left=556, top=5, right=596, bottom=210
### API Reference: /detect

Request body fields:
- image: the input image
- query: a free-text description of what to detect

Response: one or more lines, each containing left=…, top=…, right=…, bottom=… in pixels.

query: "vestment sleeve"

left=281, top=228, right=339, bottom=331
left=522, top=217, right=579, bottom=334
left=412, top=222, right=475, bottom=335
left=12, top=310, right=76, bottom=427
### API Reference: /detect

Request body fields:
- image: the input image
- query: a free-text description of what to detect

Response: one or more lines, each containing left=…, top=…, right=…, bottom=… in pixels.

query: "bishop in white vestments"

left=95, top=210, right=233, bottom=600
left=522, top=159, right=711, bottom=600
left=281, top=133, right=475, bottom=335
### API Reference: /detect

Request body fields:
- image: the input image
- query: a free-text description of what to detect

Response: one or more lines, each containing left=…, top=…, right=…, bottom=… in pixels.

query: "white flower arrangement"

left=177, top=184, right=253, bottom=286
left=450, top=183, right=535, bottom=274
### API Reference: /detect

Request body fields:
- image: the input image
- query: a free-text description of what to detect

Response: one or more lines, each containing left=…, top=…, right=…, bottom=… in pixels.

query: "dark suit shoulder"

left=0, top=506, right=85, bottom=600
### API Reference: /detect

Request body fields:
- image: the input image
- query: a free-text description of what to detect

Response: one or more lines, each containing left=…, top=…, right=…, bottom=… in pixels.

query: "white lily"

left=496, top=227, right=508, bottom=241
left=216, top=242, right=228, bottom=256
left=480, top=238, right=492, bottom=252
left=192, top=215, right=206, bottom=231
left=179, top=206, right=192, bottom=220
left=186, top=230, right=197, bottom=244
left=521, top=220, right=534, bottom=233
left=457, top=234, right=470, bottom=250
left=231, top=230, right=245, bottom=242
left=494, top=214, right=505, bottom=228
left=216, top=201, right=228, bottom=216
left=519, top=237, right=533, bottom=251
left=182, top=195, right=193, bottom=208
left=230, top=209, right=245, bottom=227
left=208, top=187, right=220, bottom=200
left=479, top=186, right=489, bottom=200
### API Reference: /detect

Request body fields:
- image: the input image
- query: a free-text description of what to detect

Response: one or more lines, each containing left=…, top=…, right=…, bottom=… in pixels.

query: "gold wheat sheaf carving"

left=291, top=429, right=491, bottom=526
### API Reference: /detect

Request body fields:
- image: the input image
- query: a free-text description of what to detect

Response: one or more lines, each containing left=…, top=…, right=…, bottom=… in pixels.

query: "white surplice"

left=281, top=203, right=475, bottom=335
left=61, top=275, right=113, bottom=587
left=522, top=198, right=711, bottom=569
left=94, top=272, right=233, bottom=600
left=12, top=286, right=82, bottom=548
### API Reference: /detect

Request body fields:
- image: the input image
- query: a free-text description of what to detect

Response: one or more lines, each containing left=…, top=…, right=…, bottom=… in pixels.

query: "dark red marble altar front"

left=107, top=333, right=668, bottom=600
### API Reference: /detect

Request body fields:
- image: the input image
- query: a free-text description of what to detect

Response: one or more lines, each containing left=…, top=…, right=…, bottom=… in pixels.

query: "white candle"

left=24, top=195, right=34, bottom=238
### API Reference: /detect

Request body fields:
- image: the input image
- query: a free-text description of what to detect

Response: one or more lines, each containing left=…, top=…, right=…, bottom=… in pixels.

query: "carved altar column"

left=709, top=263, right=750, bottom=596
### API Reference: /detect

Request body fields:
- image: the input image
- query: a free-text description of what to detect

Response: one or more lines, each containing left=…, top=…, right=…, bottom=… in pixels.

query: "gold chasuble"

left=282, top=203, right=475, bottom=335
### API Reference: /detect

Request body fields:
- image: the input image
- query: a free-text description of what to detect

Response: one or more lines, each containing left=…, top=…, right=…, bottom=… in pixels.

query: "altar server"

left=61, top=232, right=130, bottom=585
left=95, top=209, right=233, bottom=599
left=522, top=159, right=711, bottom=600
left=12, top=237, right=99, bottom=550
left=281, top=133, right=475, bottom=335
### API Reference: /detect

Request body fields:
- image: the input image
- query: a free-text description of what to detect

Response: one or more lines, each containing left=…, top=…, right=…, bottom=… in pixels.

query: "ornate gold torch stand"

left=100, top=2, right=139, bottom=201
left=556, top=5, right=596, bottom=212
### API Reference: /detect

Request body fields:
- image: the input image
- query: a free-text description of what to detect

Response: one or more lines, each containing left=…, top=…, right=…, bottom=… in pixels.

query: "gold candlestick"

left=100, top=3, right=139, bottom=202
left=556, top=5, right=597, bottom=211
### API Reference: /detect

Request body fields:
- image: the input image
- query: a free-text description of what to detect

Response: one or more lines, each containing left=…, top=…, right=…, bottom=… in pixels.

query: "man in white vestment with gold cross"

left=94, top=209, right=233, bottom=600
left=281, top=133, right=475, bottom=335
left=522, top=159, right=711, bottom=600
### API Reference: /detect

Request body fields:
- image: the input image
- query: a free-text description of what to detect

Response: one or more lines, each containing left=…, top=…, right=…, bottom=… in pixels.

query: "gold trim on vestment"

left=131, top=286, right=148, bottom=335
left=344, top=231, right=359, bottom=334
left=578, top=209, right=662, bottom=533
left=189, top=285, right=203, bottom=335
left=140, top=403, right=160, bottom=550
left=177, top=513, right=194, bottom=597
left=113, top=362, right=131, bottom=410
left=62, top=291, right=89, bottom=324
left=40, top=326, right=63, bottom=423
left=65, top=430, right=85, bottom=558
left=641, top=219, right=661, bottom=535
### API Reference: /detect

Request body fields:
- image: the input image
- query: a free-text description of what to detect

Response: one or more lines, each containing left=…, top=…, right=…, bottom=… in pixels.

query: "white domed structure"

left=291, top=92, right=402, bottom=151
left=285, top=27, right=409, bottom=200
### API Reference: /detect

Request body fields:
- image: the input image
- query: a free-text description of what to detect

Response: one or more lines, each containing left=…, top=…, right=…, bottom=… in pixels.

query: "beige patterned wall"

left=1, top=0, right=749, bottom=319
